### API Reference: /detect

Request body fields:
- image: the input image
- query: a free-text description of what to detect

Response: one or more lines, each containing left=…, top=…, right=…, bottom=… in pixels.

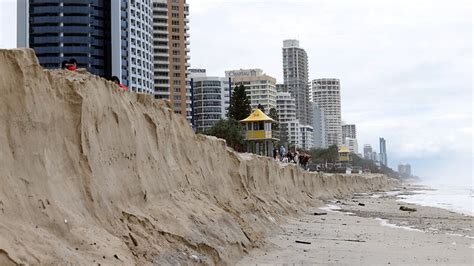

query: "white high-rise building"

left=287, top=120, right=302, bottom=149
left=300, top=125, right=313, bottom=150
left=342, top=123, right=357, bottom=139
left=364, top=144, right=373, bottom=160
left=276, top=92, right=301, bottom=148
left=282, top=40, right=311, bottom=125
left=345, top=137, right=359, bottom=154
left=312, top=103, right=326, bottom=149
left=276, top=92, right=297, bottom=123
left=225, top=69, right=277, bottom=113
left=113, top=0, right=154, bottom=94
left=312, top=78, right=342, bottom=147
left=189, top=69, right=230, bottom=133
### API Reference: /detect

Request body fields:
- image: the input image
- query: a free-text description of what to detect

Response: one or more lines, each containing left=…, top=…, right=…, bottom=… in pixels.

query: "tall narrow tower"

left=312, top=78, right=342, bottom=147
left=152, top=0, right=191, bottom=118
left=379, top=137, right=388, bottom=166
left=282, top=40, right=311, bottom=125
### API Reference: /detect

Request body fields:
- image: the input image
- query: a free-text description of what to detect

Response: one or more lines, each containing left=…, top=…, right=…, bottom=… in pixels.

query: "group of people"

left=61, top=58, right=128, bottom=91
left=272, top=146, right=312, bottom=170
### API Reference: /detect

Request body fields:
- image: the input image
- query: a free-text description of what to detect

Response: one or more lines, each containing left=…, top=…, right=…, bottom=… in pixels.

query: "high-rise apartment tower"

left=312, top=78, right=342, bottom=147
left=282, top=40, right=311, bottom=125
left=225, top=69, right=277, bottom=112
left=189, top=69, right=230, bottom=133
left=342, top=123, right=357, bottom=140
left=152, top=0, right=191, bottom=117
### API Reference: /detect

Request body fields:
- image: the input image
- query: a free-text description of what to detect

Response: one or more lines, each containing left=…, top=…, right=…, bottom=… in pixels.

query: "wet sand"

left=238, top=187, right=474, bottom=265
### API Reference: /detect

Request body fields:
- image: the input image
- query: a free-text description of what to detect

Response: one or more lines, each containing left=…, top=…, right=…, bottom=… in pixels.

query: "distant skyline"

left=1, top=0, right=472, bottom=181
left=188, top=0, right=472, bottom=182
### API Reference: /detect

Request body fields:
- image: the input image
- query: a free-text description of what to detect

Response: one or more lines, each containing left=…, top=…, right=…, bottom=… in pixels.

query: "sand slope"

left=0, top=49, right=396, bottom=264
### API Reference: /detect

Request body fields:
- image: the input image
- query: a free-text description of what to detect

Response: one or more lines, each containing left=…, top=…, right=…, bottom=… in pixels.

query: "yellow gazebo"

left=240, top=109, right=279, bottom=156
left=338, top=146, right=351, bottom=162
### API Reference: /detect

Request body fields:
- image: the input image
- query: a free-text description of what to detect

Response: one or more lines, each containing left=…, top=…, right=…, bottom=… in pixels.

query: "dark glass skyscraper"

left=19, top=0, right=155, bottom=93
left=18, top=0, right=112, bottom=77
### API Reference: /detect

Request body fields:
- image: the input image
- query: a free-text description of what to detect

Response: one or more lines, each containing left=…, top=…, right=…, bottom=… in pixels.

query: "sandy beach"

left=0, top=49, right=470, bottom=265
left=238, top=185, right=474, bottom=265
left=0, top=49, right=398, bottom=264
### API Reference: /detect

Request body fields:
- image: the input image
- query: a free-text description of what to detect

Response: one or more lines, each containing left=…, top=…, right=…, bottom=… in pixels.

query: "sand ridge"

left=0, top=49, right=397, bottom=264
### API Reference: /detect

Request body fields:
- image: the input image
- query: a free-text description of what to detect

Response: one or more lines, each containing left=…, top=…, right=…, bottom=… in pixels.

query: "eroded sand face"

left=0, top=49, right=396, bottom=264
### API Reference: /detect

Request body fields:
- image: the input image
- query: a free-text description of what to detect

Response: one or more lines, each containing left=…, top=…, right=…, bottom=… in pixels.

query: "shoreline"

left=237, top=185, right=474, bottom=265
left=396, top=182, right=474, bottom=217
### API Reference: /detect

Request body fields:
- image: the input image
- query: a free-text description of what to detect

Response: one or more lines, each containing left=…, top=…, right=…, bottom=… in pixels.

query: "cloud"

left=188, top=0, right=472, bottom=179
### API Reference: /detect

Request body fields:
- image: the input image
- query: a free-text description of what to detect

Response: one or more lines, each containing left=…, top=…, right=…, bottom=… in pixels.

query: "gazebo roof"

left=338, top=146, right=350, bottom=153
left=240, top=109, right=275, bottom=123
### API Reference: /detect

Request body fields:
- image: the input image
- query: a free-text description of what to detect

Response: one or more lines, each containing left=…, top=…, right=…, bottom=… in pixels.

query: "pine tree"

left=204, top=118, right=245, bottom=151
left=268, top=108, right=278, bottom=128
left=228, top=84, right=251, bottom=121
left=268, top=107, right=279, bottom=139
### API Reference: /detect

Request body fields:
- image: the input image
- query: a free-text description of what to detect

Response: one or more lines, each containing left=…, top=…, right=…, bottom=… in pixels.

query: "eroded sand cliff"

left=0, top=49, right=396, bottom=264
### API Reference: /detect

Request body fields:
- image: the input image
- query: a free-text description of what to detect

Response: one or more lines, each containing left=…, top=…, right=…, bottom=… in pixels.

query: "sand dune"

left=0, top=49, right=396, bottom=264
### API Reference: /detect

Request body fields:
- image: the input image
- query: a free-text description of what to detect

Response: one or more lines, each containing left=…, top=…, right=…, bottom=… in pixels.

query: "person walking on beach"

left=279, top=146, right=286, bottom=161
left=273, top=147, right=278, bottom=160
left=286, top=151, right=294, bottom=163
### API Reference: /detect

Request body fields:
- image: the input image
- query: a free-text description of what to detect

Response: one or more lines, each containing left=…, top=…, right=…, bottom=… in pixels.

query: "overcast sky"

left=1, top=0, right=472, bottom=182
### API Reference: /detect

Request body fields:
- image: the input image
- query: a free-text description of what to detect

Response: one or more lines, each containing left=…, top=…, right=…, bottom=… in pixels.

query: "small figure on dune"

left=61, top=60, right=68, bottom=69
left=111, top=76, right=129, bottom=92
left=64, top=58, right=77, bottom=71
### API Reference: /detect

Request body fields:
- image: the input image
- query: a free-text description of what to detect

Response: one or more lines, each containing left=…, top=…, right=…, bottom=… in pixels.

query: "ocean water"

left=398, top=181, right=474, bottom=216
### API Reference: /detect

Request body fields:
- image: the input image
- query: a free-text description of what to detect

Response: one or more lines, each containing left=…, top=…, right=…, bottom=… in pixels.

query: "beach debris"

left=295, top=240, right=311, bottom=245
left=317, top=238, right=366, bottom=242
left=64, top=219, right=68, bottom=224
left=313, top=212, right=327, bottom=216
left=190, top=255, right=201, bottom=262
left=358, top=203, right=365, bottom=206
left=399, top=206, right=417, bottom=212
left=113, top=254, right=120, bottom=260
